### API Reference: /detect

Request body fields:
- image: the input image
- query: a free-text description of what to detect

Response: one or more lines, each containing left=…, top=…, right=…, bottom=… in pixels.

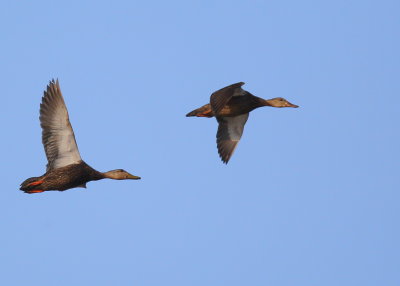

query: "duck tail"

left=20, top=177, right=45, bottom=194
left=186, top=104, right=214, bottom=117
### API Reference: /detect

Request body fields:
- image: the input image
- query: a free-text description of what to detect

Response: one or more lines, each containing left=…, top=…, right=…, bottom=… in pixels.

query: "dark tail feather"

left=20, top=177, right=44, bottom=193
left=186, top=104, right=213, bottom=117
left=186, top=109, right=200, bottom=117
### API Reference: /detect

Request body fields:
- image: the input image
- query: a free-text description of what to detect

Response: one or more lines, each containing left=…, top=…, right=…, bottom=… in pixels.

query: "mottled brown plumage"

left=186, top=82, right=299, bottom=164
left=21, top=162, right=103, bottom=192
left=20, top=79, right=140, bottom=194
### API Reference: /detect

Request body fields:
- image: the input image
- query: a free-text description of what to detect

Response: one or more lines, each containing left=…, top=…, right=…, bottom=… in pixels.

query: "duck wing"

left=40, top=79, right=82, bottom=171
left=216, top=113, right=249, bottom=164
left=210, top=82, right=245, bottom=115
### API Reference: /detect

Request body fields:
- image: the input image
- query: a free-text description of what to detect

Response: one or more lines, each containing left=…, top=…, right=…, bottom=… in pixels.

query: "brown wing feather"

left=216, top=113, right=249, bottom=164
left=40, top=79, right=82, bottom=171
left=210, top=82, right=245, bottom=115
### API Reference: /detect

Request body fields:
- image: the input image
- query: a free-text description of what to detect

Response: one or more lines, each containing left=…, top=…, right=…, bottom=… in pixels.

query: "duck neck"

left=91, top=170, right=106, bottom=181
left=259, top=98, right=274, bottom=107
left=80, top=161, right=104, bottom=181
left=253, top=96, right=272, bottom=107
left=102, top=171, right=118, bottom=180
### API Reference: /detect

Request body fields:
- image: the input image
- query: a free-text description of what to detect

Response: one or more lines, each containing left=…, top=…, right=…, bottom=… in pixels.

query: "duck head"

left=264, top=97, right=299, bottom=108
left=103, top=169, right=141, bottom=180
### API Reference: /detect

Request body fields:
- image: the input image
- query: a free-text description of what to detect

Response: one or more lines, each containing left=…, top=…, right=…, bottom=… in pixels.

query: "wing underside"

left=216, top=113, right=249, bottom=163
left=40, top=79, right=82, bottom=171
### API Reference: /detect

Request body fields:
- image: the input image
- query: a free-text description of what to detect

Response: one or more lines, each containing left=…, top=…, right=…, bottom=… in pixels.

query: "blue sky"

left=1, top=0, right=399, bottom=285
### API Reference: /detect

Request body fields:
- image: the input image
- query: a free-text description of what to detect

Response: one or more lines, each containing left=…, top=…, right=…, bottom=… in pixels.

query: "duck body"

left=20, top=161, right=103, bottom=193
left=186, top=95, right=267, bottom=118
left=218, top=95, right=264, bottom=116
left=20, top=79, right=140, bottom=194
left=186, top=82, right=299, bottom=163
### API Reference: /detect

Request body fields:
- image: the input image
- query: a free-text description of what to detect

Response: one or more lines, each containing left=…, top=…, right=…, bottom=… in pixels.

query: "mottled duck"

left=20, top=79, right=140, bottom=194
left=186, top=82, right=299, bottom=164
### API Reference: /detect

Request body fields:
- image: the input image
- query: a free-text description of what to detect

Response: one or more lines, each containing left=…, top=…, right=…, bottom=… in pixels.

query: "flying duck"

left=20, top=79, right=140, bottom=194
left=186, top=82, right=299, bottom=163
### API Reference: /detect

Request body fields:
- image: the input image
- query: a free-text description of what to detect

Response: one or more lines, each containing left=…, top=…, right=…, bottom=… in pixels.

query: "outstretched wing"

left=216, top=113, right=249, bottom=164
left=210, top=82, right=245, bottom=115
left=39, top=79, right=82, bottom=171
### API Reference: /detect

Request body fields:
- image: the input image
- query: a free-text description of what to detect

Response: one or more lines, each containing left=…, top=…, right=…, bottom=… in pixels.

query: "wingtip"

left=48, top=78, right=59, bottom=86
left=186, top=111, right=195, bottom=117
left=221, top=155, right=230, bottom=164
left=46, top=79, right=56, bottom=92
left=230, top=81, right=245, bottom=86
left=218, top=152, right=231, bottom=164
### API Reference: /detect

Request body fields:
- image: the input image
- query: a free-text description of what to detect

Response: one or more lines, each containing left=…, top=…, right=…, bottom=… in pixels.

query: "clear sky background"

left=1, top=0, right=399, bottom=285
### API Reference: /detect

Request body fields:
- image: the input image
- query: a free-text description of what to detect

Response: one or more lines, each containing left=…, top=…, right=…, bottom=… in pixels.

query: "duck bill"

left=127, top=173, right=141, bottom=180
left=286, top=101, right=299, bottom=108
